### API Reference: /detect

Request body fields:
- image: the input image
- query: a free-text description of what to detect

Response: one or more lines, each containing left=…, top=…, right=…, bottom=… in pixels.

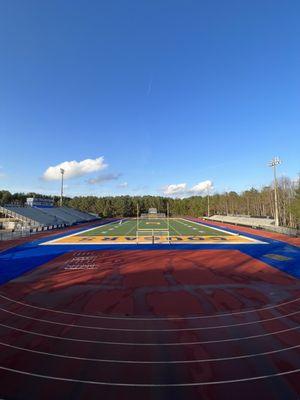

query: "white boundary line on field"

left=180, top=218, right=267, bottom=244
left=40, top=239, right=266, bottom=245
left=40, top=219, right=125, bottom=245
left=41, top=218, right=267, bottom=245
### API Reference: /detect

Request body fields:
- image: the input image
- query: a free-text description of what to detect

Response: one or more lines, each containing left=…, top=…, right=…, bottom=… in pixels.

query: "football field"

left=45, top=218, right=261, bottom=244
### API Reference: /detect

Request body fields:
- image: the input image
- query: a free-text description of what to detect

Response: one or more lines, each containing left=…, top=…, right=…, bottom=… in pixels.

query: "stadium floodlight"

left=60, top=168, right=65, bottom=207
left=268, top=157, right=282, bottom=227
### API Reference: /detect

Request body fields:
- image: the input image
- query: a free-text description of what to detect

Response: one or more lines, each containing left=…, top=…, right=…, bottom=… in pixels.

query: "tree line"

left=0, top=175, right=299, bottom=228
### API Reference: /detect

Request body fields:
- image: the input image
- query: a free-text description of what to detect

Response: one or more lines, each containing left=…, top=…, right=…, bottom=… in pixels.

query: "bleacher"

left=38, top=207, right=79, bottom=225
left=0, top=205, right=65, bottom=227
left=61, top=206, right=96, bottom=222
left=0, top=201, right=99, bottom=229
left=204, top=215, right=275, bottom=228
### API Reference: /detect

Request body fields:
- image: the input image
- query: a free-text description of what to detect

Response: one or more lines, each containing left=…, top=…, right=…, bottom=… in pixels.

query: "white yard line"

left=124, top=221, right=137, bottom=236
left=169, top=220, right=184, bottom=236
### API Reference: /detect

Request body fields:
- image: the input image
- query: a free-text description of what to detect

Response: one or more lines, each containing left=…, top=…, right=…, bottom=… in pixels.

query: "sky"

left=0, top=0, right=299, bottom=198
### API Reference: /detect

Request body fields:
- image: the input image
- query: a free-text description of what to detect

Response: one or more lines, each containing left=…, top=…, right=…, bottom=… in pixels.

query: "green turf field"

left=79, top=218, right=228, bottom=237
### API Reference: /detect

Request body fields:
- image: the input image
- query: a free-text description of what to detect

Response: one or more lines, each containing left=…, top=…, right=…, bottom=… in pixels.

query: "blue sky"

left=0, top=0, right=299, bottom=197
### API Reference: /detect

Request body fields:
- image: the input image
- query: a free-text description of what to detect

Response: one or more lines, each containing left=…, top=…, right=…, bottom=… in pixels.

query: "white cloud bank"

left=163, top=180, right=213, bottom=197
left=190, top=180, right=213, bottom=193
left=163, top=183, right=187, bottom=195
left=43, top=157, right=107, bottom=181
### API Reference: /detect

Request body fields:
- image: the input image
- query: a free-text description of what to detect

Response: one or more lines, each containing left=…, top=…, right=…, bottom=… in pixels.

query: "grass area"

left=80, top=218, right=229, bottom=237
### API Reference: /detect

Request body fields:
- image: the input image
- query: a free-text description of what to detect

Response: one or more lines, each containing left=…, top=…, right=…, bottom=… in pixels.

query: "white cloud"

left=190, top=180, right=213, bottom=194
left=163, top=180, right=213, bottom=197
left=118, top=182, right=128, bottom=188
left=163, top=183, right=187, bottom=195
left=43, top=157, right=107, bottom=181
left=87, top=173, right=121, bottom=185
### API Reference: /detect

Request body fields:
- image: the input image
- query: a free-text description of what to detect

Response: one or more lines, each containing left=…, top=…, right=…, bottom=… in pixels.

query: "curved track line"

left=0, top=322, right=299, bottom=345
left=1, top=293, right=300, bottom=321
left=0, top=365, right=300, bottom=387
left=0, top=340, right=299, bottom=364
left=1, top=306, right=299, bottom=331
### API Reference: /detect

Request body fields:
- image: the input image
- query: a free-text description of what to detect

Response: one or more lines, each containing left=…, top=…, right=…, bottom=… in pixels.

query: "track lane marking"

left=1, top=293, right=300, bottom=320
left=1, top=306, right=300, bottom=331
left=0, top=365, right=300, bottom=386
left=0, top=322, right=299, bottom=345
left=0, top=340, right=299, bottom=364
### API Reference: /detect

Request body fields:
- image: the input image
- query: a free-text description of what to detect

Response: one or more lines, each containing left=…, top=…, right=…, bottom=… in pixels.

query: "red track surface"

left=1, top=249, right=300, bottom=399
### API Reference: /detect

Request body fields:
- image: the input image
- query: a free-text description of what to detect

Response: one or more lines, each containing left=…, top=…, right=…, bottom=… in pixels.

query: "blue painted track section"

left=0, top=220, right=299, bottom=284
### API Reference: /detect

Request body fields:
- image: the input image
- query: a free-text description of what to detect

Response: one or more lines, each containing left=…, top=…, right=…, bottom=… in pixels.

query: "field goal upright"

left=136, top=204, right=170, bottom=244
left=136, top=229, right=170, bottom=244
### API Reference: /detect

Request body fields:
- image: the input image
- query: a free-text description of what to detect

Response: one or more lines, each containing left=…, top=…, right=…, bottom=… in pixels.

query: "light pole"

left=60, top=168, right=65, bottom=207
left=136, top=203, right=139, bottom=231
left=207, top=189, right=210, bottom=217
left=268, top=157, right=281, bottom=227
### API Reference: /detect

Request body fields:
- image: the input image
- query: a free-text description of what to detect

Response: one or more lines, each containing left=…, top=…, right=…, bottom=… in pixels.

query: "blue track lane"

left=0, top=221, right=299, bottom=284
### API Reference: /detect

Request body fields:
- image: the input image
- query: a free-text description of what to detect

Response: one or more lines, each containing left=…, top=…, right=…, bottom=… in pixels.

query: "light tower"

left=60, top=168, right=65, bottom=207
left=268, top=157, right=282, bottom=227
left=207, top=188, right=210, bottom=217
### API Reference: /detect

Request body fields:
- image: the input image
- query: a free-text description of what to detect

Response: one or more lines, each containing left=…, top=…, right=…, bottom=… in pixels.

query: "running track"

left=0, top=219, right=299, bottom=400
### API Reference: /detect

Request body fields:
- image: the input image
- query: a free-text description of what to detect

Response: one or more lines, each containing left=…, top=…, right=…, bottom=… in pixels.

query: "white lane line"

left=0, top=322, right=299, bottom=346
left=0, top=365, right=300, bottom=387
left=1, top=293, right=299, bottom=320
left=1, top=306, right=300, bottom=331
left=0, top=340, right=299, bottom=364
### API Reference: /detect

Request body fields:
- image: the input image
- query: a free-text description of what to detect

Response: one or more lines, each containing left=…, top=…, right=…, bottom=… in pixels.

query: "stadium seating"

left=38, top=207, right=79, bottom=225
left=1, top=206, right=65, bottom=227
left=0, top=205, right=99, bottom=228
left=61, top=206, right=96, bottom=222
left=206, top=215, right=275, bottom=228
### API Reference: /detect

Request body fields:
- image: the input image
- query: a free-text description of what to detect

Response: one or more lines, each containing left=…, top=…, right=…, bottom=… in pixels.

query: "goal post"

left=136, top=229, right=170, bottom=244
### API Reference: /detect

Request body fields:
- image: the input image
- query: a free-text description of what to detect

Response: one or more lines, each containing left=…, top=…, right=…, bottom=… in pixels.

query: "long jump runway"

left=0, top=220, right=300, bottom=399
